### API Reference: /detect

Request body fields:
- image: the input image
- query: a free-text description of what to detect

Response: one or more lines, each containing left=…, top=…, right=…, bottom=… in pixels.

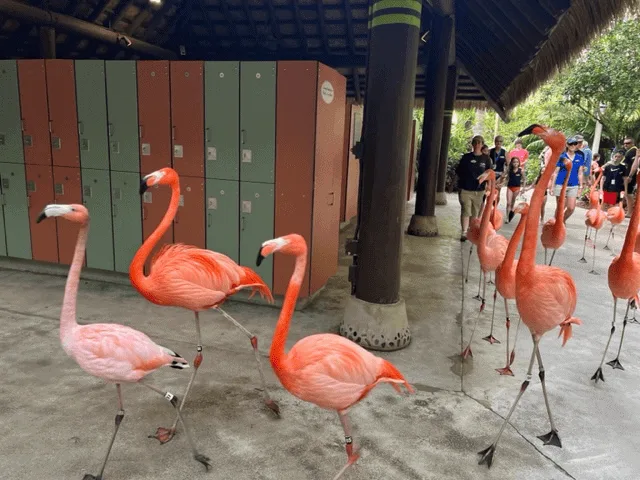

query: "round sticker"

left=256, top=73, right=261, bottom=79
left=321, top=81, right=334, bottom=104
left=220, top=72, right=224, bottom=78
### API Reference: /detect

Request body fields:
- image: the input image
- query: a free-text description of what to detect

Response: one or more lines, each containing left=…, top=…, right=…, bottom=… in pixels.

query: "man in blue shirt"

left=578, top=135, right=593, bottom=184
left=550, top=136, right=585, bottom=221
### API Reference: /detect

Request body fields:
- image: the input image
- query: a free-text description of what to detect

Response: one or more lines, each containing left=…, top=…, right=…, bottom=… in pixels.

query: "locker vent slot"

left=52, top=136, right=61, bottom=150
left=55, top=183, right=64, bottom=195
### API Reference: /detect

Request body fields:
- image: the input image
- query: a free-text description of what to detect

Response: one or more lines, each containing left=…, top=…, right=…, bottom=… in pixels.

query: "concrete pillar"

left=341, top=0, right=422, bottom=352
left=407, top=13, right=454, bottom=236
left=435, top=65, right=458, bottom=205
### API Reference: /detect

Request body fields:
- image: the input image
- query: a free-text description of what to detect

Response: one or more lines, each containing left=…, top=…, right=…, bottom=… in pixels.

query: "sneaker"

left=460, top=235, right=467, bottom=242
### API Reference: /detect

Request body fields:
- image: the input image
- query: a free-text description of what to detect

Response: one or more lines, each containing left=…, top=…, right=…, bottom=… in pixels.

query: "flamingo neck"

left=478, top=176, right=496, bottom=251
left=60, top=221, right=89, bottom=341
left=621, top=172, right=640, bottom=260
left=502, top=209, right=528, bottom=267
left=555, top=165, right=571, bottom=226
left=270, top=250, right=307, bottom=373
left=129, top=179, right=180, bottom=293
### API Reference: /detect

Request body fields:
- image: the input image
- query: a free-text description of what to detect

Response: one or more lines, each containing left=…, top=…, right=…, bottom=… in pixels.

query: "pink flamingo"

left=257, top=234, right=414, bottom=480
left=581, top=189, right=607, bottom=274
left=603, top=201, right=625, bottom=254
left=36, top=203, right=211, bottom=479
left=540, top=159, right=572, bottom=266
left=479, top=124, right=582, bottom=468
left=130, top=167, right=278, bottom=445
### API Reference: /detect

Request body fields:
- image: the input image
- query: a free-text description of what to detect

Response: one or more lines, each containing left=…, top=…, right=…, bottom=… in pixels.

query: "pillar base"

left=407, top=214, right=438, bottom=237
left=435, top=191, right=447, bottom=205
left=340, top=296, right=411, bottom=351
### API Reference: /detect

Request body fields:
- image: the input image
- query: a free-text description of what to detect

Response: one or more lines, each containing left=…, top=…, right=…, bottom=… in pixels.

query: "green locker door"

left=75, top=60, right=109, bottom=170
left=0, top=163, right=31, bottom=259
left=0, top=61, right=24, bottom=165
left=240, top=62, right=276, bottom=184
left=106, top=61, right=140, bottom=172
left=240, top=181, right=273, bottom=290
left=205, top=62, right=239, bottom=181
left=81, top=168, right=114, bottom=270
left=111, top=171, right=142, bottom=273
left=206, top=178, right=239, bottom=263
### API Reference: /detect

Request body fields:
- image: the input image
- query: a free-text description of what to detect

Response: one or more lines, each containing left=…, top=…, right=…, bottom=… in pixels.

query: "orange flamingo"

left=592, top=170, right=640, bottom=382
left=589, top=167, right=603, bottom=208
left=603, top=201, right=625, bottom=254
left=257, top=234, right=413, bottom=479
left=479, top=124, right=582, bottom=468
left=541, top=158, right=573, bottom=266
left=36, top=204, right=211, bottom=478
left=494, top=201, right=528, bottom=376
left=462, top=169, right=508, bottom=356
left=130, top=167, right=278, bottom=444
left=581, top=186, right=607, bottom=273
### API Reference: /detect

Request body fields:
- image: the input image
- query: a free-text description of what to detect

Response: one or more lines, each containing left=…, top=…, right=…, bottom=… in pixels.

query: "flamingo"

left=541, top=158, right=573, bottom=266
left=581, top=187, right=607, bottom=274
left=462, top=170, right=508, bottom=357
left=494, top=201, right=528, bottom=376
left=589, top=167, right=603, bottom=208
left=130, top=167, right=278, bottom=445
left=256, top=234, right=414, bottom=480
left=478, top=124, right=582, bottom=468
left=36, top=204, right=211, bottom=479
left=592, top=170, right=640, bottom=382
left=603, top=201, right=625, bottom=254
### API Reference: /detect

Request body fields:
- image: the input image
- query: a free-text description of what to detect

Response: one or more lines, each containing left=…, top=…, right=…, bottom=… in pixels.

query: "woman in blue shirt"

left=550, top=136, right=586, bottom=221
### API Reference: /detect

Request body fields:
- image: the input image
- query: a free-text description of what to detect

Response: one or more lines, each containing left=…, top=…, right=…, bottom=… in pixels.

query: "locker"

left=240, top=181, right=273, bottom=290
left=53, top=166, right=82, bottom=265
left=174, top=176, right=205, bottom=249
left=142, top=183, right=174, bottom=275
left=25, top=164, right=58, bottom=263
left=240, top=62, right=276, bottom=183
left=106, top=61, right=140, bottom=172
left=75, top=60, right=109, bottom=170
left=0, top=60, right=24, bottom=165
left=0, top=162, right=31, bottom=259
left=137, top=61, right=171, bottom=174
left=204, top=62, right=239, bottom=181
left=45, top=59, right=80, bottom=168
left=81, top=168, right=114, bottom=270
left=17, top=60, right=51, bottom=166
left=170, top=61, right=204, bottom=178
left=206, top=178, right=239, bottom=263
left=0, top=192, right=5, bottom=255
left=111, top=171, right=142, bottom=273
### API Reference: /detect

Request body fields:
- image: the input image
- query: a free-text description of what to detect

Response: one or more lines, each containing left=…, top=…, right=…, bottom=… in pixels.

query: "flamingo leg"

left=216, top=307, right=280, bottom=416
left=548, top=250, right=557, bottom=266
left=535, top=348, right=562, bottom=447
left=591, top=297, right=620, bottom=383
left=488, top=272, right=494, bottom=285
left=82, top=384, right=125, bottom=480
left=462, top=272, right=487, bottom=358
left=603, top=225, right=614, bottom=250
left=465, top=244, right=473, bottom=284
left=473, top=264, right=482, bottom=301
left=478, top=336, right=539, bottom=468
left=578, top=226, right=588, bottom=263
left=483, top=288, right=500, bottom=344
left=544, top=248, right=547, bottom=265
left=509, top=316, right=522, bottom=367
left=142, top=381, right=212, bottom=471
left=496, top=298, right=513, bottom=376
left=589, top=229, right=599, bottom=274
left=151, top=312, right=204, bottom=444
left=606, top=300, right=632, bottom=370
left=332, top=411, right=360, bottom=480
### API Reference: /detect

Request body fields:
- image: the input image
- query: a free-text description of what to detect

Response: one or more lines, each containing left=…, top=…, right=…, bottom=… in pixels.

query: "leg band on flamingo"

left=333, top=413, right=360, bottom=480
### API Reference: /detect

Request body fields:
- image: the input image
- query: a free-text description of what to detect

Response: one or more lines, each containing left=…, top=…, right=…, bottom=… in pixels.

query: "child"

left=504, top=157, right=523, bottom=222
left=601, top=151, right=626, bottom=208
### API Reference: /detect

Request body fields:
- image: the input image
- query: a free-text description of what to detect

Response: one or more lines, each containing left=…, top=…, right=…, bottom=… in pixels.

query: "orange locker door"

left=174, top=176, right=205, bottom=249
left=141, top=184, right=174, bottom=275
left=46, top=60, right=80, bottom=168
left=26, top=164, right=58, bottom=262
left=170, top=61, right=204, bottom=178
left=17, top=60, right=51, bottom=165
left=53, top=166, right=83, bottom=265
left=137, top=61, right=171, bottom=174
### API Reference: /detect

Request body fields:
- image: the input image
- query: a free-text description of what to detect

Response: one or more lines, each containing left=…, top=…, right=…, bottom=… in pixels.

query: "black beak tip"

left=256, top=251, right=264, bottom=267
left=139, top=180, right=148, bottom=195
left=518, top=124, right=542, bottom=137
left=36, top=212, right=47, bottom=224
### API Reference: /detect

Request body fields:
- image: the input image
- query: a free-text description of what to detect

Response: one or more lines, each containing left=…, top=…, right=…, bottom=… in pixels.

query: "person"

left=489, top=136, right=507, bottom=207
left=508, top=138, right=530, bottom=190
left=579, top=136, right=593, bottom=184
left=592, top=153, right=602, bottom=174
left=549, top=136, right=585, bottom=221
left=622, top=137, right=638, bottom=217
left=456, top=135, right=492, bottom=242
left=601, top=151, right=626, bottom=208
left=504, top=157, right=523, bottom=222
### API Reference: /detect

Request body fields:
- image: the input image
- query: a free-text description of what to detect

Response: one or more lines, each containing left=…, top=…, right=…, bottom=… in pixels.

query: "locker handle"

left=175, top=211, right=179, bottom=224
left=21, top=119, right=25, bottom=131
left=241, top=129, right=246, bottom=145
left=328, top=192, right=335, bottom=206
left=48, top=120, right=52, bottom=133
left=172, top=126, right=176, bottom=141
left=108, top=123, right=113, bottom=137
left=139, top=125, right=143, bottom=138
left=112, top=204, right=118, bottom=217
left=142, top=206, right=147, bottom=220
left=78, top=121, right=84, bottom=135
left=205, top=127, right=210, bottom=143
left=207, top=213, right=212, bottom=227
left=241, top=216, right=245, bottom=231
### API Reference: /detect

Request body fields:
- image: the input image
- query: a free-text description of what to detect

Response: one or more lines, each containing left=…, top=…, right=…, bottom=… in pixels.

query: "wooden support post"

left=341, top=0, right=422, bottom=352
left=407, top=13, right=453, bottom=237
left=435, top=65, right=458, bottom=205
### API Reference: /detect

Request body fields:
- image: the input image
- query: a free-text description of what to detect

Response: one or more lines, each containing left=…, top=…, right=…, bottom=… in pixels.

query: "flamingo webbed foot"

left=606, top=358, right=625, bottom=370
left=477, top=444, right=496, bottom=468
left=537, top=429, right=562, bottom=448
left=473, top=294, right=482, bottom=301
left=461, top=346, right=473, bottom=359
left=588, top=270, right=599, bottom=275
left=590, top=367, right=605, bottom=383
left=495, top=366, right=514, bottom=376
left=603, top=245, right=610, bottom=250
left=482, top=335, right=500, bottom=344
left=194, top=453, right=212, bottom=471
left=265, top=398, right=281, bottom=417
left=578, top=257, right=587, bottom=263
left=149, top=426, right=176, bottom=444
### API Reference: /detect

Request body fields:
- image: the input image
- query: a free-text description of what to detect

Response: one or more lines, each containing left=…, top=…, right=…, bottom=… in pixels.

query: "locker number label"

left=242, top=200, right=252, bottom=214
left=52, top=136, right=61, bottom=150
left=321, top=81, right=335, bottom=104
left=179, top=194, right=184, bottom=207
left=26, top=181, right=36, bottom=192
left=111, top=141, right=120, bottom=154
left=82, top=186, right=91, bottom=197
left=55, top=183, right=64, bottom=195
left=143, top=192, right=152, bottom=204
left=207, top=147, right=217, bottom=161
left=141, top=143, right=151, bottom=156
left=23, top=135, right=33, bottom=147
left=174, top=145, right=184, bottom=158
left=208, top=197, right=218, bottom=210
left=81, top=139, right=90, bottom=151
left=242, top=149, right=252, bottom=163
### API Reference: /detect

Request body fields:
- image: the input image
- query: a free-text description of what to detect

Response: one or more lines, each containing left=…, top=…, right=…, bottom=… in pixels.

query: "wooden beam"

left=465, top=0, right=524, bottom=57
left=456, top=61, right=507, bottom=120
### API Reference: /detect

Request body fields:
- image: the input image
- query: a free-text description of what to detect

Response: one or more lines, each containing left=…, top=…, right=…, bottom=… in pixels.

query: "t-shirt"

left=603, top=163, right=625, bottom=193
left=456, top=152, right=492, bottom=191
left=507, top=168, right=523, bottom=187
left=623, top=146, right=638, bottom=191
left=555, top=151, right=585, bottom=187
left=490, top=147, right=507, bottom=173
left=509, top=148, right=529, bottom=165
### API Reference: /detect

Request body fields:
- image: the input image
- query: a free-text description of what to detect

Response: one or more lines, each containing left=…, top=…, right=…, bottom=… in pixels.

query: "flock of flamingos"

left=33, top=124, right=637, bottom=479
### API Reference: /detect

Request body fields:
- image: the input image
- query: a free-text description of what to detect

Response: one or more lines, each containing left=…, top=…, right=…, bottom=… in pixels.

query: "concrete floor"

left=1, top=191, right=639, bottom=480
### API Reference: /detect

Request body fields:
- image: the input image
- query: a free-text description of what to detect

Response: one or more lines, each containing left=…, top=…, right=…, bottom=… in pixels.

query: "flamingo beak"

left=518, top=124, right=544, bottom=137
left=139, top=178, right=149, bottom=195
left=256, top=250, right=265, bottom=266
left=36, top=211, right=47, bottom=223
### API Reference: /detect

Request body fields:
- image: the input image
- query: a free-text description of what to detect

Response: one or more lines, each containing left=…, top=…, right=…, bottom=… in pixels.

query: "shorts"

left=553, top=184, right=579, bottom=198
left=459, top=189, right=484, bottom=218
left=508, top=186, right=520, bottom=193
left=603, top=190, right=620, bottom=205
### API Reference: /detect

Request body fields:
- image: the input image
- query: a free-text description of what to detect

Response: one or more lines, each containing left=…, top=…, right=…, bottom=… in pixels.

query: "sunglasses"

left=567, top=142, right=578, bottom=146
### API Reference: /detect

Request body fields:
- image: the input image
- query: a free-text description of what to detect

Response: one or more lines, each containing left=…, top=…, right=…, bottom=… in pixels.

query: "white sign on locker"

left=242, top=149, right=252, bottom=163
left=321, top=81, right=334, bottom=104
left=207, top=146, right=217, bottom=161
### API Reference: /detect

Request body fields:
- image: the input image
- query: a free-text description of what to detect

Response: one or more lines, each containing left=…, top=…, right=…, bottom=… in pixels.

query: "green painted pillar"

left=341, top=0, right=422, bottom=352
left=436, top=65, right=458, bottom=205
